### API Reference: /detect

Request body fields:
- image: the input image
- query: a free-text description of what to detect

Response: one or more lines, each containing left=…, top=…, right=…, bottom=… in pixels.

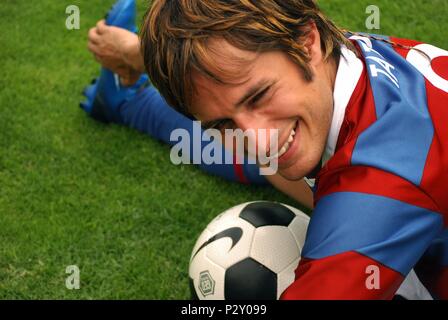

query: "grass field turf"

left=0, top=0, right=447, bottom=299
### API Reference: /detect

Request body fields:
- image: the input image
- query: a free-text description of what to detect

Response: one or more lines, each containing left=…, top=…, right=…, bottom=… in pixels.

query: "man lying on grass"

left=83, top=0, right=448, bottom=299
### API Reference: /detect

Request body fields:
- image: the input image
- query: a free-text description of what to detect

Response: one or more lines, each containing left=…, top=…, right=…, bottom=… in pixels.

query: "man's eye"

left=250, top=87, right=269, bottom=105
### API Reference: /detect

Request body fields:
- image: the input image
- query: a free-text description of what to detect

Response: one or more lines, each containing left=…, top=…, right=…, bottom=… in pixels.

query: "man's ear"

left=303, top=21, right=323, bottom=68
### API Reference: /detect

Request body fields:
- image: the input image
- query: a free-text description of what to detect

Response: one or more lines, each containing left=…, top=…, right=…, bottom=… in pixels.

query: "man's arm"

left=265, top=174, right=313, bottom=210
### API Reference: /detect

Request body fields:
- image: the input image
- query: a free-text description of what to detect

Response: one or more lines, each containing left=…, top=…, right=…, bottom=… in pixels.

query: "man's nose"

left=233, top=113, right=272, bottom=132
left=233, top=114, right=277, bottom=154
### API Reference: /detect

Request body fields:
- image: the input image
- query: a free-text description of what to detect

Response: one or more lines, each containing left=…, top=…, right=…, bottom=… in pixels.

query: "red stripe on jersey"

left=314, top=165, right=440, bottom=213
left=280, top=251, right=404, bottom=300
left=232, top=153, right=249, bottom=184
left=420, top=79, right=448, bottom=226
left=334, top=46, right=377, bottom=162
left=432, top=56, right=448, bottom=80
left=389, top=36, right=422, bottom=51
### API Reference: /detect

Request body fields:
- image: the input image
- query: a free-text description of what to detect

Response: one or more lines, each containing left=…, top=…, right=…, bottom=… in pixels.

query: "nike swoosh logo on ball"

left=192, top=227, right=243, bottom=259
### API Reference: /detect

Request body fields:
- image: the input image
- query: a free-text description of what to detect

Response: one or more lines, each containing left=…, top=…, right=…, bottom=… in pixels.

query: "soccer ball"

left=189, top=201, right=310, bottom=300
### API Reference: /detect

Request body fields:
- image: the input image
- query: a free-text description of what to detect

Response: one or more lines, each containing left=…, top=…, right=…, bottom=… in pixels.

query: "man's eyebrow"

left=235, top=79, right=273, bottom=107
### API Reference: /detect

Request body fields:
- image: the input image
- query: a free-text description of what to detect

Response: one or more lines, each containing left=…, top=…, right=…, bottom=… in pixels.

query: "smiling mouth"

left=267, top=120, right=299, bottom=160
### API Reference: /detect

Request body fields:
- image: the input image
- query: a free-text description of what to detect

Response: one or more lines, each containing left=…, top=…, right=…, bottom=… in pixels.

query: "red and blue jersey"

left=281, top=35, right=448, bottom=300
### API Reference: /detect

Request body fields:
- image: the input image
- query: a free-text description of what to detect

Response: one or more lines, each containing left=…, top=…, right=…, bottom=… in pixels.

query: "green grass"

left=0, top=0, right=446, bottom=299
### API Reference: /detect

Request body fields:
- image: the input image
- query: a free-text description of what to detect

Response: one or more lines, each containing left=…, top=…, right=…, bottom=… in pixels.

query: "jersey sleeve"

left=281, top=167, right=444, bottom=300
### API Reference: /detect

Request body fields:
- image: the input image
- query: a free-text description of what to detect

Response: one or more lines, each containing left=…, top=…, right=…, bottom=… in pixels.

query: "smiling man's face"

left=190, top=25, right=338, bottom=181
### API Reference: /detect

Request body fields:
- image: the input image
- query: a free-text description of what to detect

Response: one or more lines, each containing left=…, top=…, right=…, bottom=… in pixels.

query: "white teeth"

left=278, top=142, right=290, bottom=157
left=267, top=122, right=298, bottom=160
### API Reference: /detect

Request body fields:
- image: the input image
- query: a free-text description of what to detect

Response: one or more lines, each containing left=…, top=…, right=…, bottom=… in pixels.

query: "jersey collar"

left=322, top=45, right=364, bottom=165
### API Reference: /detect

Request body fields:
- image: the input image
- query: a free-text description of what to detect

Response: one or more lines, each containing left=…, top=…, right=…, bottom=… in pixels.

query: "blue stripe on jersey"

left=351, top=37, right=434, bottom=186
left=352, top=32, right=391, bottom=41
left=302, top=192, right=443, bottom=276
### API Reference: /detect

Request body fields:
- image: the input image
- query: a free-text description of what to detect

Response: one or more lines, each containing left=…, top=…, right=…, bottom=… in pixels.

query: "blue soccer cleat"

left=104, top=0, right=137, bottom=33
left=81, top=78, right=98, bottom=104
left=88, top=72, right=149, bottom=123
left=80, top=0, right=148, bottom=123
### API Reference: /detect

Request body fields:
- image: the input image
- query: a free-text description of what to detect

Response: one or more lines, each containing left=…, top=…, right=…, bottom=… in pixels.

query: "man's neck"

left=327, top=54, right=340, bottom=94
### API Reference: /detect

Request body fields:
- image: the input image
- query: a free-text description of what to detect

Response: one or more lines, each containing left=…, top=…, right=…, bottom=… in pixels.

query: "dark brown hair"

left=141, top=0, right=353, bottom=116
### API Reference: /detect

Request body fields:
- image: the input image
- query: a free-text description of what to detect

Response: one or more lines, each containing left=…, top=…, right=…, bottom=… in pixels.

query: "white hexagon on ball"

left=250, top=226, right=300, bottom=273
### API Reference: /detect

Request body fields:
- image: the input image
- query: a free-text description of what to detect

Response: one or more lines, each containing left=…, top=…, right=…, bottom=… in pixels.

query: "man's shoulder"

left=329, top=35, right=445, bottom=182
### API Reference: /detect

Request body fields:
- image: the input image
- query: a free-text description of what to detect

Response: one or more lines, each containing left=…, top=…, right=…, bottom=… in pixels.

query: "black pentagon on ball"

left=225, top=258, right=277, bottom=300
left=239, top=201, right=295, bottom=227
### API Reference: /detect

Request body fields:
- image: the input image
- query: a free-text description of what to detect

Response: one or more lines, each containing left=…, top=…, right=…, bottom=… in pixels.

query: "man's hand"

left=87, top=20, right=145, bottom=86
